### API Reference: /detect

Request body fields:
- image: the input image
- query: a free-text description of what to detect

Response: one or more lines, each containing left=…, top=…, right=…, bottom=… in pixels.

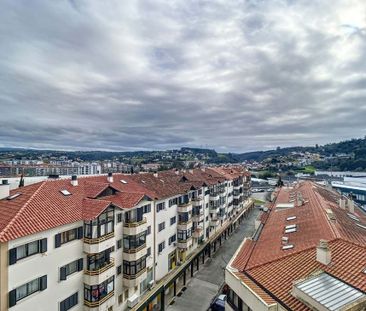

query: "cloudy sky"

left=1, top=0, right=366, bottom=152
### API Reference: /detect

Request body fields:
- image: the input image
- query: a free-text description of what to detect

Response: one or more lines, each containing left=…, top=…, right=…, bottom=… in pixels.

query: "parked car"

left=210, top=294, right=226, bottom=311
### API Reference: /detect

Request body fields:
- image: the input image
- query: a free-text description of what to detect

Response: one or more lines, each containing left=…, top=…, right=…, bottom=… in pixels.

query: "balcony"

left=123, top=217, right=147, bottom=235
left=177, top=202, right=193, bottom=213
left=191, top=195, right=203, bottom=202
left=84, top=259, right=115, bottom=285
left=193, top=227, right=204, bottom=239
left=219, top=188, right=226, bottom=194
left=209, top=205, right=220, bottom=213
left=192, top=213, right=204, bottom=223
left=123, top=268, right=147, bottom=288
left=123, top=244, right=147, bottom=262
left=84, top=232, right=115, bottom=254
left=210, top=219, right=220, bottom=227
left=177, top=218, right=193, bottom=231
left=84, top=291, right=115, bottom=310
left=177, top=237, right=193, bottom=249
left=210, top=193, right=219, bottom=201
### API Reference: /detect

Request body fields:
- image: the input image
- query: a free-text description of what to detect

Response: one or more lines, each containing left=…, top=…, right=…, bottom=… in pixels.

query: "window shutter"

left=77, top=226, right=83, bottom=239
left=8, top=248, right=17, bottom=265
left=40, top=238, right=47, bottom=253
left=8, top=289, right=16, bottom=307
left=77, top=258, right=83, bottom=272
left=40, top=275, right=47, bottom=290
left=55, top=234, right=61, bottom=248
left=60, top=267, right=67, bottom=281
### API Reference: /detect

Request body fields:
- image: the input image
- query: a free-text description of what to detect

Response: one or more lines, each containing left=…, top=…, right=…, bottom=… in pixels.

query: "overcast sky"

left=1, top=0, right=366, bottom=153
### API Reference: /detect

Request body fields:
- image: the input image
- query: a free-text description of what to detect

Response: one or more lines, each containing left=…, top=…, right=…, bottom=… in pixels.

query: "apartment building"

left=0, top=166, right=251, bottom=311
left=225, top=181, right=366, bottom=311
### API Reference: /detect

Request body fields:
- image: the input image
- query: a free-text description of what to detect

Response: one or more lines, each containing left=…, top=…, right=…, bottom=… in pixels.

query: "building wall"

left=0, top=242, right=8, bottom=311
left=8, top=222, right=85, bottom=311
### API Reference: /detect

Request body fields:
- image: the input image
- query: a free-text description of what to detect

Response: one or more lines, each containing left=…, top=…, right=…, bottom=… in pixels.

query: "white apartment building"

left=0, top=167, right=251, bottom=311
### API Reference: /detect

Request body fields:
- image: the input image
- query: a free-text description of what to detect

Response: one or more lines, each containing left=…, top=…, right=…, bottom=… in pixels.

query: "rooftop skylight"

left=356, top=223, right=366, bottom=230
left=282, top=244, right=294, bottom=250
left=286, top=216, right=297, bottom=221
left=60, top=189, right=71, bottom=196
left=120, top=179, right=128, bottom=184
left=285, top=228, right=297, bottom=233
left=285, top=224, right=297, bottom=229
left=7, top=193, right=22, bottom=200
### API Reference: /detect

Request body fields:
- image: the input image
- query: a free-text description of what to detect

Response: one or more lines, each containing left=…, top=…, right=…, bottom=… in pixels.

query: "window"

left=117, top=239, right=122, bottom=249
left=118, top=294, right=123, bottom=304
left=8, top=276, right=47, bottom=307
left=142, top=204, right=151, bottom=214
left=206, top=216, right=209, bottom=222
left=60, top=259, right=83, bottom=281
left=147, top=247, right=151, bottom=257
left=9, top=239, right=47, bottom=265
left=170, top=216, right=176, bottom=226
left=123, top=232, right=146, bottom=251
left=84, top=207, right=114, bottom=239
left=178, top=212, right=189, bottom=223
left=147, top=226, right=151, bottom=235
left=84, top=276, right=114, bottom=303
left=168, top=234, right=176, bottom=245
left=123, top=256, right=147, bottom=276
left=169, top=198, right=178, bottom=207
left=60, top=292, right=78, bottom=311
left=117, top=213, right=123, bottom=223
left=87, top=248, right=113, bottom=271
left=158, top=241, right=165, bottom=253
left=158, top=222, right=165, bottom=232
left=177, top=229, right=192, bottom=241
left=157, top=202, right=165, bottom=212
left=125, top=207, right=143, bottom=223
left=55, top=227, right=83, bottom=248
left=117, top=265, right=122, bottom=275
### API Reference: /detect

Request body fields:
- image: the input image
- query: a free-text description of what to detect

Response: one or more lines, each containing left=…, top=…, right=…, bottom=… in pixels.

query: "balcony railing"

left=123, top=243, right=146, bottom=254
left=123, top=267, right=146, bottom=280
left=84, top=258, right=115, bottom=276
left=84, top=232, right=115, bottom=245
left=84, top=291, right=114, bottom=308
left=124, top=217, right=147, bottom=228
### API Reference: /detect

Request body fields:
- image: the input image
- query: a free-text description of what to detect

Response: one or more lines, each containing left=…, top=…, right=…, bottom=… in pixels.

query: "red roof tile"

left=229, top=181, right=366, bottom=309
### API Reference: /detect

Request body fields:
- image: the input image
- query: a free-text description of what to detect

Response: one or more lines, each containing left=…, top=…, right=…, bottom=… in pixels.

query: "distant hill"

left=1, top=136, right=366, bottom=170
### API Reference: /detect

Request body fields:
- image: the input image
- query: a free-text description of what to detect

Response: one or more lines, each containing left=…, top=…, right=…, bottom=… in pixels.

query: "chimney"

left=348, top=199, right=355, bottom=214
left=107, top=172, right=113, bottom=183
left=71, top=175, right=78, bottom=187
left=316, top=240, right=331, bottom=265
left=189, top=169, right=194, bottom=174
left=153, top=172, right=158, bottom=178
left=339, top=198, right=346, bottom=209
left=0, top=180, right=10, bottom=199
left=175, top=170, right=180, bottom=175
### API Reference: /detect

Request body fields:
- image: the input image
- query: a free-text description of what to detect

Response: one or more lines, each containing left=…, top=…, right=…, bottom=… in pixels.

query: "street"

left=167, top=207, right=260, bottom=311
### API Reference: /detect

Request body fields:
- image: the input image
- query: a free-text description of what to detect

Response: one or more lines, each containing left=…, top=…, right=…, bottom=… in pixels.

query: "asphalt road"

left=167, top=207, right=260, bottom=311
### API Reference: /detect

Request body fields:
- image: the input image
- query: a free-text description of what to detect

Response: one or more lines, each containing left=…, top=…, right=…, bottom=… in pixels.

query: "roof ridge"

left=0, top=181, right=46, bottom=241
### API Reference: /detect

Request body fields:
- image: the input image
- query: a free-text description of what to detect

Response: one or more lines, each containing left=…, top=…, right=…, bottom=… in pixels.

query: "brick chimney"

left=71, top=175, right=78, bottom=187
left=0, top=180, right=10, bottom=199
left=107, top=172, right=113, bottom=183
left=316, top=240, right=331, bottom=265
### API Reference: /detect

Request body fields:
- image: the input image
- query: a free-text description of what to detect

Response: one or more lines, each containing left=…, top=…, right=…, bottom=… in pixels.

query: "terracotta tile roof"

left=0, top=174, right=150, bottom=242
left=231, top=239, right=255, bottom=271
left=229, top=181, right=366, bottom=309
left=0, top=166, right=244, bottom=242
left=233, top=272, right=276, bottom=305
left=102, top=192, right=150, bottom=209
left=82, top=198, right=111, bottom=221
left=247, top=239, right=366, bottom=310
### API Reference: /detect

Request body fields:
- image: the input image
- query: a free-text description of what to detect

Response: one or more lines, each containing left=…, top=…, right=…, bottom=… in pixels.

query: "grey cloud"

left=0, top=0, right=366, bottom=152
